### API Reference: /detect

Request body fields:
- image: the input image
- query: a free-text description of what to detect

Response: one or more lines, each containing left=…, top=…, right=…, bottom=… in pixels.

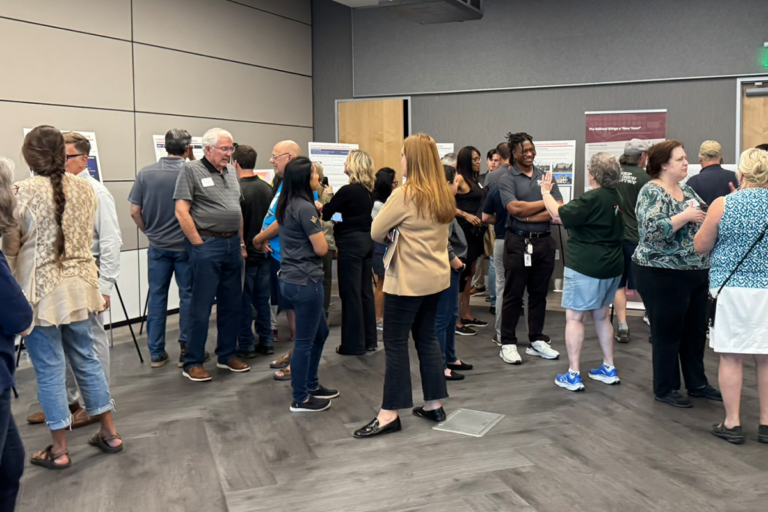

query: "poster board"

left=253, top=169, right=274, bottom=184
left=308, top=142, right=358, bottom=192
left=534, top=140, right=576, bottom=204
left=23, top=128, right=103, bottom=183
left=436, top=143, right=454, bottom=159
left=683, top=164, right=737, bottom=183
left=153, top=134, right=204, bottom=161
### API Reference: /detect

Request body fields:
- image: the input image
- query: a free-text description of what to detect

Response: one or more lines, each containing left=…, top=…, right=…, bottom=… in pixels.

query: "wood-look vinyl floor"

left=10, top=294, right=768, bottom=512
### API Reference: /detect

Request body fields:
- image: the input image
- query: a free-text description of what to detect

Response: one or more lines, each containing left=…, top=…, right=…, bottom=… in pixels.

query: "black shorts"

left=619, top=240, right=638, bottom=290
left=269, top=256, right=293, bottom=310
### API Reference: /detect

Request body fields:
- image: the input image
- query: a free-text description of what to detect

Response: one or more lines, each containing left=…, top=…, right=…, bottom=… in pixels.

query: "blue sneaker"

left=555, top=371, right=585, bottom=392
left=588, top=364, right=620, bottom=385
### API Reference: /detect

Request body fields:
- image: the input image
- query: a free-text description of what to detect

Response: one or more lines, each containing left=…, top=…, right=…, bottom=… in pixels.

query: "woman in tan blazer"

left=354, top=133, right=456, bottom=438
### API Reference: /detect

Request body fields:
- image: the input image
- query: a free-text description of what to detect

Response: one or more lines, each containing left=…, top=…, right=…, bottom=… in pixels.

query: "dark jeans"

left=146, top=246, right=192, bottom=359
left=435, top=269, right=461, bottom=369
left=0, top=388, right=24, bottom=512
left=382, top=293, right=448, bottom=410
left=501, top=233, right=555, bottom=346
left=322, top=250, right=334, bottom=316
left=183, top=236, right=242, bottom=370
left=336, top=232, right=377, bottom=354
left=633, top=265, right=709, bottom=397
left=238, top=263, right=273, bottom=352
left=280, top=279, right=329, bottom=403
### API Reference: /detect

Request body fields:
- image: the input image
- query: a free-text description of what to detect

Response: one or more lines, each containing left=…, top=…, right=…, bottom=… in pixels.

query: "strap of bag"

left=714, top=220, right=768, bottom=297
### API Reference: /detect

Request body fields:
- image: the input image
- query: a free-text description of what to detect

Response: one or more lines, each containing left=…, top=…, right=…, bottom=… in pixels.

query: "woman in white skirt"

left=694, top=148, right=768, bottom=444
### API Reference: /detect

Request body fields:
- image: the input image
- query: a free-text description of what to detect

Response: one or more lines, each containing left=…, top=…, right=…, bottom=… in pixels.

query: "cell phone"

left=322, top=177, right=329, bottom=187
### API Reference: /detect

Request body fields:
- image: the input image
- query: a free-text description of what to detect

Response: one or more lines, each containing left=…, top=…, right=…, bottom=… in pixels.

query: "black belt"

left=198, top=229, right=237, bottom=238
left=510, top=230, right=550, bottom=239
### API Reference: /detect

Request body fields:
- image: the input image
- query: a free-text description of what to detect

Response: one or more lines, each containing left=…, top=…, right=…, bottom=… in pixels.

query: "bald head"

left=270, top=140, right=301, bottom=177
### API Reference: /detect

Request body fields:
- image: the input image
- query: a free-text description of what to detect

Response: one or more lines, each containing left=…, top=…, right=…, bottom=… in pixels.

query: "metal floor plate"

left=432, top=408, right=505, bottom=437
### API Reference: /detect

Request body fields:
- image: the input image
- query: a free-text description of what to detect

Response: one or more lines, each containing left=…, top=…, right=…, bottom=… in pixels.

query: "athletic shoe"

left=758, top=424, right=768, bottom=443
left=655, top=390, right=692, bottom=408
left=643, top=313, right=650, bottom=326
left=308, top=384, right=340, bottom=399
left=461, top=317, right=488, bottom=327
left=711, top=423, right=745, bottom=444
left=290, top=396, right=331, bottom=413
left=491, top=335, right=501, bottom=347
left=555, top=371, right=585, bottom=392
left=588, top=364, right=621, bottom=385
left=615, top=329, right=630, bottom=344
left=151, top=352, right=170, bottom=368
left=455, top=325, right=477, bottom=336
left=526, top=340, right=559, bottom=360
left=500, top=345, right=522, bottom=364
left=470, top=287, right=486, bottom=296
left=376, top=320, right=383, bottom=331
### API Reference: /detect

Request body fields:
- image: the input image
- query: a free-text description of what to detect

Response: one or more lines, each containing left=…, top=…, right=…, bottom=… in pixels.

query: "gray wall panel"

left=0, top=0, right=132, bottom=40
left=231, top=0, right=312, bottom=24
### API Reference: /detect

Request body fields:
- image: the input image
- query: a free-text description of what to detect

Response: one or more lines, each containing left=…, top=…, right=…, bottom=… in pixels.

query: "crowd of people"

left=1, top=124, right=768, bottom=508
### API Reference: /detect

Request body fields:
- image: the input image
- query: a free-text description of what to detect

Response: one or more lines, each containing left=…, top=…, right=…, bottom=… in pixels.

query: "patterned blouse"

left=632, top=182, right=710, bottom=270
left=710, top=188, right=768, bottom=289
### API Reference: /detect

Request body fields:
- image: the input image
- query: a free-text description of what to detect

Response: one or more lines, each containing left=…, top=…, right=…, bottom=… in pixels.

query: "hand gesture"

left=315, top=201, right=324, bottom=213
left=685, top=205, right=706, bottom=224
left=465, top=213, right=482, bottom=227
left=541, top=171, right=554, bottom=194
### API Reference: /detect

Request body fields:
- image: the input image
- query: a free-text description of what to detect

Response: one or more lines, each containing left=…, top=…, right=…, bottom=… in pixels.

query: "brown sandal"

left=88, top=431, right=124, bottom=454
left=270, top=353, right=291, bottom=369
left=30, top=445, right=71, bottom=470
left=274, top=367, right=291, bottom=381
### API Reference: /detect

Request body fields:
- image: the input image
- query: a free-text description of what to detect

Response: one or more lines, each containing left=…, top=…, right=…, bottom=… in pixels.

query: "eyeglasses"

left=271, top=152, right=290, bottom=160
left=66, top=153, right=86, bottom=161
left=212, top=146, right=235, bottom=153
left=472, top=157, right=482, bottom=163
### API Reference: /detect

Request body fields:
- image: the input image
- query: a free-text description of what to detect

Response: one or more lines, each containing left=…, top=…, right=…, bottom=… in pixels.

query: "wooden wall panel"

left=742, top=84, right=768, bottom=151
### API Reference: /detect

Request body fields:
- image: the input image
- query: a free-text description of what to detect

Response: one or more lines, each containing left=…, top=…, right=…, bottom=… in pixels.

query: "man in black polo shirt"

left=498, top=133, right=562, bottom=365
left=174, top=127, right=250, bottom=382
left=687, top=140, right=738, bottom=205
left=234, top=144, right=274, bottom=359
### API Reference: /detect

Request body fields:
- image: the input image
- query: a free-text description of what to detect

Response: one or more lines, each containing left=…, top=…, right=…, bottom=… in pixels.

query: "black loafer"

left=445, top=370, right=464, bottom=381
left=237, top=350, right=259, bottom=360
left=353, top=417, right=402, bottom=438
left=447, top=361, right=473, bottom=371
left=655, top=390, right=693, bottom=408
left=758, top=425, right=768, bottom=443
left=711, top=423, right=745, bottom=444
left=412, top=406, right=446, bottom=422
left=688, top=384, right=723, bottom=402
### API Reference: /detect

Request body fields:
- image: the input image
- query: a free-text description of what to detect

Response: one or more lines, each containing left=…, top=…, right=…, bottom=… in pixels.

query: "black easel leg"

left=114, top=283, right=145, bottom=363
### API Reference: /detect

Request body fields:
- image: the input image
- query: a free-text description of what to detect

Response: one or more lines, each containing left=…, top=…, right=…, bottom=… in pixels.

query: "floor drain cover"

left=432, top=408, right=504, bottom=437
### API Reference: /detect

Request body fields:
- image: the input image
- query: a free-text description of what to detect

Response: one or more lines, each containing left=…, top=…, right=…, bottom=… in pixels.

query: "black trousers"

left=335, top=232, right=377, bottom=354
left=632, top=264, right=710, bottom=397
left=382, top=292, right=448, bottom=410
left=322, top=250, right=334, bottom=316
left=501, top=232, right=555, bottom=346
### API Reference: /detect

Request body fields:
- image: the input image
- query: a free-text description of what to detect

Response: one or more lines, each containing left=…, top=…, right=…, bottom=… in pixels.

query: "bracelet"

left=542, top=190, right=551, bottom=195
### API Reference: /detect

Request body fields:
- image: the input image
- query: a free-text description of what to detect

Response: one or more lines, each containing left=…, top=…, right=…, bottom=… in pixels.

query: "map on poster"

left=24, top=128, right=103, bottom=182
left=436, top=143, right=454, bottom=159
left=584, top=110, right=666, bottom=192
left=534, top=140, right=576, bottom=203
left=308, top=142, right=359, bottom=191
left=153, top=134, right=205, bottom=161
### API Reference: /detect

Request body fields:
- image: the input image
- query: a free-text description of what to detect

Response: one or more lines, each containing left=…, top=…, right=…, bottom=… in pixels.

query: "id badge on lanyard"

left=524, top=239, right=533, bottom=267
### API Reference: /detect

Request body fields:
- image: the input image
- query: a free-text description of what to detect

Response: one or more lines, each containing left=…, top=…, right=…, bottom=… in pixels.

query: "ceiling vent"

left=378, top=0, right=483, bottom=24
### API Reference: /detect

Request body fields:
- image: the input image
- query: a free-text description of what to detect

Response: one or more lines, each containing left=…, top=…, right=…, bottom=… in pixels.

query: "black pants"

left=322, top=250, right=334, bottom=316
left=0, top=388, right=24, bottom=512
left=501, top=232, right=555, bottom=346
left=632, top=264, right=709, bottom=397
left=382, top=293, right=448, bottom=410
left=336, top=232, right=377, bottom=354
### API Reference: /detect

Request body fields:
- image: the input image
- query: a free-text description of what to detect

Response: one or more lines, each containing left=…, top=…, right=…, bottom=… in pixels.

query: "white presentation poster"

left=436, top=143, right=454, bottom=159
left=153, top=134, right=204, bottom=162
left=24, top=128, right=103, bottom=183
left=253, top=169, right=274, bottom=184
left=683, top=164, right=737, bottom=184
left=308, top=142, right=358, bottom=191
left=534, top=140, right=576, bottom=204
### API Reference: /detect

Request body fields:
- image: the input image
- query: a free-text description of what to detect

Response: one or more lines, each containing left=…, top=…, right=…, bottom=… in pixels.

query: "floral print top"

left=632, top=182, right=710, bottom=270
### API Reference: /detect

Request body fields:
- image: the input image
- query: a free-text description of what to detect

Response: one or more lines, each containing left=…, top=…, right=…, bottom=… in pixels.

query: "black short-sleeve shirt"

left=498, top=165, right=562, bottom=233
left=278, top=198, right=324, bottom=285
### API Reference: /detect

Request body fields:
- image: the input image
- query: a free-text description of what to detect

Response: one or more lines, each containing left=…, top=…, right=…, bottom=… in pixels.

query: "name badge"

left=201, top=177, right=214, bottom=188
left=524, top=253, right=532, bottom=267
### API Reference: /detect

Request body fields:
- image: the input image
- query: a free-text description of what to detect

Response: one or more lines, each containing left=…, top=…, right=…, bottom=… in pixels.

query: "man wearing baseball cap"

left=613, top=139, right=651, bottom=344
left=687, top=140, right=738, bottom=205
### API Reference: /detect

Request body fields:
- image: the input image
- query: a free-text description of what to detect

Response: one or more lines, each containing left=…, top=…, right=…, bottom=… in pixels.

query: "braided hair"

left=22, top=125, right=67, bottom=266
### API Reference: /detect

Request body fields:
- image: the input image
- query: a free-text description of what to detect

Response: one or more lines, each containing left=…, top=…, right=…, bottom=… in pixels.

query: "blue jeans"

left=238, top=264, right=274, bottom=352
left=183, top=236, right=243, bottom=370
left=435, top=269, right=461, bottom=369
left=488, top=254, right=496, bottom=308
left=146, top=246, right=192, bottom=359
left=25, top=319, right=114, bottom=430
left=0, top=388, right=24, bottom=512
left=279, top=279, right=329, bottom=403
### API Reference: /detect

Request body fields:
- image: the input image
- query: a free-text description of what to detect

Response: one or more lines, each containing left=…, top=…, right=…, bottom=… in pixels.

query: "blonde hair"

left=313, top=162, right=325, bottom=193
left=738, top=148, right=768, bottom=187
left=402, top=133, right=456, bottom=224
left=0, top=157, right=17, bottom=235
left=346, top=150, right=375, bottom=192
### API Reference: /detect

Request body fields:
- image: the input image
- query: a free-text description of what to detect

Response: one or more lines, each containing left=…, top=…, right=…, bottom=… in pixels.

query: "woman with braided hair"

left=2, top=125, right=123, bottom=470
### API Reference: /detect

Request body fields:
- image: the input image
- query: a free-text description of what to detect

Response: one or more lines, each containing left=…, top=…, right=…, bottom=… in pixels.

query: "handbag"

left=707, top=221, right=768, bottom=327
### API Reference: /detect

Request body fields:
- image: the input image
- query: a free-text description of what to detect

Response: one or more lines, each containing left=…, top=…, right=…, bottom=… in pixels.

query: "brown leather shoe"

left=182, top=365, right=212, bottom=382
left=70, top=403, right=99, bottom=429
left=27, top=410, right=45, bottom=425
left=216, top=357, right=251, bottom=373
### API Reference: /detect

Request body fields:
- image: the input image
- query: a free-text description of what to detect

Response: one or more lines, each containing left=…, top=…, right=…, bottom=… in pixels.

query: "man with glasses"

left=174, top=127, right=250, bottom=382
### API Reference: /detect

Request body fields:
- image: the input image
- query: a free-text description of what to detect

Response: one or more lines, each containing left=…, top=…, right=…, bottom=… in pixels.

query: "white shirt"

left=77, top=169, right=122, bottom=295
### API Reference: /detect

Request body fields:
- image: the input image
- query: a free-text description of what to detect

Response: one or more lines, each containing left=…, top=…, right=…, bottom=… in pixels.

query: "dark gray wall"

left=352, top=0, right=768, bottom=96
left=312, top=0, right=353, bottom=143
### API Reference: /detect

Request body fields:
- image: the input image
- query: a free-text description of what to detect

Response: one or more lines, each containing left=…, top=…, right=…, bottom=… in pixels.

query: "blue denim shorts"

left=561, top=267, right=621, bottom=311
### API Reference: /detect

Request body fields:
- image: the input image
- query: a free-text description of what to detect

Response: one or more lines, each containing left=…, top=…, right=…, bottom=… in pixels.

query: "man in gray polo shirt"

left=498, top=132, right=563, bottom=365
left=174, top=127, right=250, bottom=382
left=130, top=129, right=196, bottom=368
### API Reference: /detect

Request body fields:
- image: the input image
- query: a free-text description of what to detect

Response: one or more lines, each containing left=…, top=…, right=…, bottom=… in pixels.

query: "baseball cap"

left=623, top=139, right=651, bottom=156
left=699, top=140, right=722, bottom=157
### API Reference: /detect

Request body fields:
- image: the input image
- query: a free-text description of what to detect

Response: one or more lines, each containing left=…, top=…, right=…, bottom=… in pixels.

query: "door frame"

left=735, top=75, right=768, bottom=156
left=334, top=96, right=412, bottom=143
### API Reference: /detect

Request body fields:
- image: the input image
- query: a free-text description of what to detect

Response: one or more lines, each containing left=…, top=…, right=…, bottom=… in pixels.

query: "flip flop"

left=270, top=353, right=291, bottom=369
left=274, top=367, right=291, bottom=381
left=89, top=431, right=124, bottom=454
left=30, top=445, right=70, bottom=470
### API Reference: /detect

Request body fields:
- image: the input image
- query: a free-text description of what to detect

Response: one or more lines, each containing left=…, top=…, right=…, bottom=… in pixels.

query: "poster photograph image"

left=153, top=134, right=205, bottom=162
left=534, top=140, right=576, bottom=203
left=24, top=128, right=103, bottom=182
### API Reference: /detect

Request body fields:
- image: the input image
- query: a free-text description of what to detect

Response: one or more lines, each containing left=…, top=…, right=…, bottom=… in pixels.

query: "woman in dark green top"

left=541, top=152, right=624, bottom=392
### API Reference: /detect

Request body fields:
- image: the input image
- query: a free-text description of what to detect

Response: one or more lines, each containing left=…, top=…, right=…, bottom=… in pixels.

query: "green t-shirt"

left=558, top=187, right=624, bottom=279
left=615, top=164, right=651, bottom=242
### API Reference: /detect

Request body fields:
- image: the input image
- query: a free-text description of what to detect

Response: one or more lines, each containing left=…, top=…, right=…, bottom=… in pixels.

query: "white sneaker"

left=500, top=345, right=522, bottom=364
left=526, top=340, right=559, bottom=360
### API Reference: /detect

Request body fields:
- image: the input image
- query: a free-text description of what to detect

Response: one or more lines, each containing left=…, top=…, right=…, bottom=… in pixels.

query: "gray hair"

left=588, top=152, right=621, bottom=189
left=441, top=152, right=457, bottom=167
left=165, top=128, right=192, bottom=156
left=201, top=127, right=233, bottom=148
left=0, top=157, right=18, bottom=235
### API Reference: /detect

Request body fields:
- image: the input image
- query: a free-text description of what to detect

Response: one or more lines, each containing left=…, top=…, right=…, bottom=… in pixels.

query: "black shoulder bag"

left=707, top=222, right=768, bottom=327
